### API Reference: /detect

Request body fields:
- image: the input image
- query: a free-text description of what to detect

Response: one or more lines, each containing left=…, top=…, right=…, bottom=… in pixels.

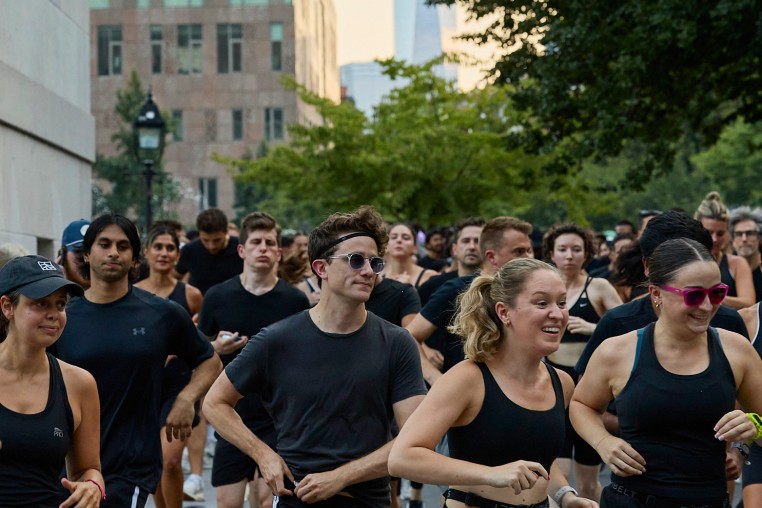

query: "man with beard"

left=57, top=218, right=91, bottom=290
left=52, top=213, right=222, bottom=507
left=730, top=206, right=762, bottom=302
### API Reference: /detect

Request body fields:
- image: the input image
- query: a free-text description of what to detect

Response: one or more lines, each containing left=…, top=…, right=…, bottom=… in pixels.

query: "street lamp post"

left=133, top=88, right=166, bottom=235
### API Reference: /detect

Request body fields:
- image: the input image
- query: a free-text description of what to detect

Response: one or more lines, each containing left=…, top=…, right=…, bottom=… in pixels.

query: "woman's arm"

left=570, top=338, right=646, bottom=478
left=388, top=361, right=548, bottom=489
left=589, top=278, right=623, bottom=317
left=62, top=365, right=104, bottom=507
left=185, top=283, right=203, bottom=317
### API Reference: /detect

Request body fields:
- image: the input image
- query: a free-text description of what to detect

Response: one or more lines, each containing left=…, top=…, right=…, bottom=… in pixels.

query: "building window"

left=264, top=108, right=284, bottom=141
left=89, top=0, right=110, bottom=8
left=137, top=0, right=149, bottom=7
left=177, top=24, right=203, bottom=74
left=230, top=0, right=268, bottom=5
left=165, top=0, right=203, bottom=6
left=217, top=24, right=242, bottom=74
left=199, top=178, right=218, bottom=209
left=270, top=23, right=283, bottom=72
left=172, top=110, right=183, bottom=141
left=97, top=26, right=122, bottom=76
left=232, top=109, right=243, bottom=141
left=151, top=25, right=163, bottom=74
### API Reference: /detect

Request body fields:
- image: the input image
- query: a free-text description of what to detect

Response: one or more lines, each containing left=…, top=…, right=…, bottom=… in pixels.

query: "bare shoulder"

left=591, top=330, right=638, bottom=366
left=186, top=283, right=202, bottom=300
left=717, top=328, right=755, bottom=353
left=728, top=254, right=751, bottom=272
left=431, top=360, right=484, bottom=400
left=58, top=360, right=98, bottom=396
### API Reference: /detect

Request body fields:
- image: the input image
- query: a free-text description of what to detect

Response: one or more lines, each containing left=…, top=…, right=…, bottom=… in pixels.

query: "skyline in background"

left=333, top=0, right=498, bottom=91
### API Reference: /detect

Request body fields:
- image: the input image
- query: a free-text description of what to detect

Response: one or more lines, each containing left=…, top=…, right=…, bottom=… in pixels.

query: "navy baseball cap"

left=0, top=255, right=84, bottom=298
left=62, top=219, right=90, bottom=250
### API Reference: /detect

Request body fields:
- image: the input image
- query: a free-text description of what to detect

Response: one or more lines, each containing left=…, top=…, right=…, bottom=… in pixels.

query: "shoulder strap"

left=632, top=325, right=648, bottom=376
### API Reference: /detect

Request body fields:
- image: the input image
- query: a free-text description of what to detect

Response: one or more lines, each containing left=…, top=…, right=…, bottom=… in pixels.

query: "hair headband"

left=316, top=232, right=374, bottom=258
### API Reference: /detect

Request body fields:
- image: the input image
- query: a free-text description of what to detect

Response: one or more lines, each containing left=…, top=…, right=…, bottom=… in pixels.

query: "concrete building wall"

left=0, top=0, right=95, bottom=258
left=90, top=0, right=339, bottom=225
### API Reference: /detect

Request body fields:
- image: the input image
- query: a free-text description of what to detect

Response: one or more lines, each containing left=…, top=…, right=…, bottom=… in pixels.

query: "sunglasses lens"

left=709, top=286, right=728, bottom=305
left=347, top=253, right=365, bottom=270
left=369, top=257, right=385, bottom=273
left=684, top=290, right=705, bottom=306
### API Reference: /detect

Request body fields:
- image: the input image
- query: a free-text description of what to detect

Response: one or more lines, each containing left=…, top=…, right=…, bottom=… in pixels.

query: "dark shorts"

left=743, top=443, right=762, bottom=487
left=211, top=430, right=277, bottom=487
left=546, top=360, right=601, bottom=466
left=275, top=494, right=369, bottom=508
left=102, top=478, right=150, bottom=508
left=600, top=483, right=729, bottom=508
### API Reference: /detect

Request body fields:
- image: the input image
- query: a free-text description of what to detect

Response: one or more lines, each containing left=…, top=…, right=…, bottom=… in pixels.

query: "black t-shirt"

left=575, top=296, right=749, bottom=375
left=366, top=277, right=421, bottom=326
left=53, top=287, right=215, bottom=492
left=420, top=273, right=478, bottom=372
left=226, top=311, right=426, bottom=508
left=417, top=255, right=448, bottom=272
left=417, top=271, right=458, bottom=306
left=198, top=276, right=310, bottom=434
left=175, top=237, right=243, bottom=294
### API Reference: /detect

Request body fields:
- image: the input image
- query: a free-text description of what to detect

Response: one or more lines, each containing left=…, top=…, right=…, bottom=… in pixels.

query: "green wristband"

left=747, top=412, right=762, bottom=441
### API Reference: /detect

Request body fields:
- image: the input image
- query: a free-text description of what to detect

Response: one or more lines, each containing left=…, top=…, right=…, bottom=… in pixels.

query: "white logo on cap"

left=80, top=225, right=89, bottom=236
left=37, top=261, right=57, bottom=271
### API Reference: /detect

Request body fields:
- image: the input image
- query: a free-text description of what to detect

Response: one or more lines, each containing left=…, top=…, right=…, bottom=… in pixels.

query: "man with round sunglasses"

left=204, top=206, right=426, bottom=508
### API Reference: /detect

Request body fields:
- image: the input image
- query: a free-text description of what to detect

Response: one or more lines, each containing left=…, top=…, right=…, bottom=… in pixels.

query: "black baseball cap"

left=0, top=255, right=84, bottom=298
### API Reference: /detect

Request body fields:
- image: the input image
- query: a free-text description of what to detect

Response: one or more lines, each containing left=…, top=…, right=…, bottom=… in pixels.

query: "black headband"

left=316, top=232, right=374, bottom=258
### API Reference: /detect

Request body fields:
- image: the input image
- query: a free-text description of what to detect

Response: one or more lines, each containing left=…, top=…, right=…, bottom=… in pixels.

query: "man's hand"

left=257, top=447, right=296, bottom=498
left=295, top=469, right=347, bottom=504
left=165, top=394, right=195, bottom=442
left=213, top=331, right=248, bottom=355
left=421, top=343, right=444, bottom=370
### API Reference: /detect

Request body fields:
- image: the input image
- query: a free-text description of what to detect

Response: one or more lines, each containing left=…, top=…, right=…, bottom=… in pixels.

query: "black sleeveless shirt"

left=615, top=323, right=736, bottom=498
left=0, top=354, right=74, bottom=506
left=448, top=362, right=565, bottom=471
left=561, top=277, right=600, bottom=343
left=719, top=254, right=737, bottom=297
left=167, top=281, right=191, bottom=315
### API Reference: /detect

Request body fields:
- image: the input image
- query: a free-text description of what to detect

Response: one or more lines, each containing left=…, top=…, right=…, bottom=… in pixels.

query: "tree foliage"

left=92, top=70, right=181, bottom=230
left=215, top=59, right=548, bottom=228
left=430, top=0, right=762, bottom=185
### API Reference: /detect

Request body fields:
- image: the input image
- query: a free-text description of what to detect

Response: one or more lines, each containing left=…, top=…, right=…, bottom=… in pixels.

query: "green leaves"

left=217, top=59, right=544, bottom=228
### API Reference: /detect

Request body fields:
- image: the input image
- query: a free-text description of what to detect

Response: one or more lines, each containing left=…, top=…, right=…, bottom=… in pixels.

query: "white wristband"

left=554, top=486, right=578, bottom=507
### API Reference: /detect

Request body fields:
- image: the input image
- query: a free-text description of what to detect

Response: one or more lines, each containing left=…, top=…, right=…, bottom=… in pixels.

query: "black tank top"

left=561, top=277, right=600, bottom=343
left=615, top=323, right=736, bottom=498
left=448, top=362, right=565, bottom=471
left=719, top=254, right=737, bottom=297
left=167, top=281, right=191, bottom=315
left=0, top=354, right=74, bottom=506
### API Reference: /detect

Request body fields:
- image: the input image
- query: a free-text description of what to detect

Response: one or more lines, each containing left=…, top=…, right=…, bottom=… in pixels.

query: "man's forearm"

left=203, top=395, right=272, bottom=463
left=331, top=440, right=395, bottom=487
left=179, top=355, right=222, bottom=402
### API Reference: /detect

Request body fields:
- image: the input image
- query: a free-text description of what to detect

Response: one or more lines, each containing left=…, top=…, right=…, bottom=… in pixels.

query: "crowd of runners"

left=2, top=190, right=762, bottom=508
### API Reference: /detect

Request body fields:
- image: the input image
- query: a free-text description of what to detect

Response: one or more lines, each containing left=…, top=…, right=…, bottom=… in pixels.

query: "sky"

left=333, top=0, right=395, bottom=66
left=331, top=0, right=498, bottom=90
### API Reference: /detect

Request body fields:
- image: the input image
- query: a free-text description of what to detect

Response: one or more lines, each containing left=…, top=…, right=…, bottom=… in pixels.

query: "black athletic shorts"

left=275, top=494, right=370, bottom=507
left=545, top=360, right=601, bottom=466
left=102, top=478, right=150, bottom=508
left=600, top=483, right=729, bottom=508
left=743, top=443, right=762, bottom=487
left=211, top=430, right=277, bottom=487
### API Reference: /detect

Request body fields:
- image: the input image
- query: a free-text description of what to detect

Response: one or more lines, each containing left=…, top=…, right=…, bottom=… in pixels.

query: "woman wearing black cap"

left=0, top=255, right=104, bottom=507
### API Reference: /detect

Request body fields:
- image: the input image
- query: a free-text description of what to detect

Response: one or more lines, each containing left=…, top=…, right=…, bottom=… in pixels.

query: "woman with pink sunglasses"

left=571, top=238, right=762, bottom=508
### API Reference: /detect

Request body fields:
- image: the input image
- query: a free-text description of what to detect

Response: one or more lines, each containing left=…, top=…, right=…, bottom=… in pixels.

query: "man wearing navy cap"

left=58, top=219, right=90, bottom=290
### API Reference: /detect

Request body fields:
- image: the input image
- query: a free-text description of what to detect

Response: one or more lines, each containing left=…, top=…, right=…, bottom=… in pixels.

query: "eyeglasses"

left=659, top=283, right=729, bottom=306
left=733, top=230, right=758, bottom=239
left=325, top=253, right=385, bottom=274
